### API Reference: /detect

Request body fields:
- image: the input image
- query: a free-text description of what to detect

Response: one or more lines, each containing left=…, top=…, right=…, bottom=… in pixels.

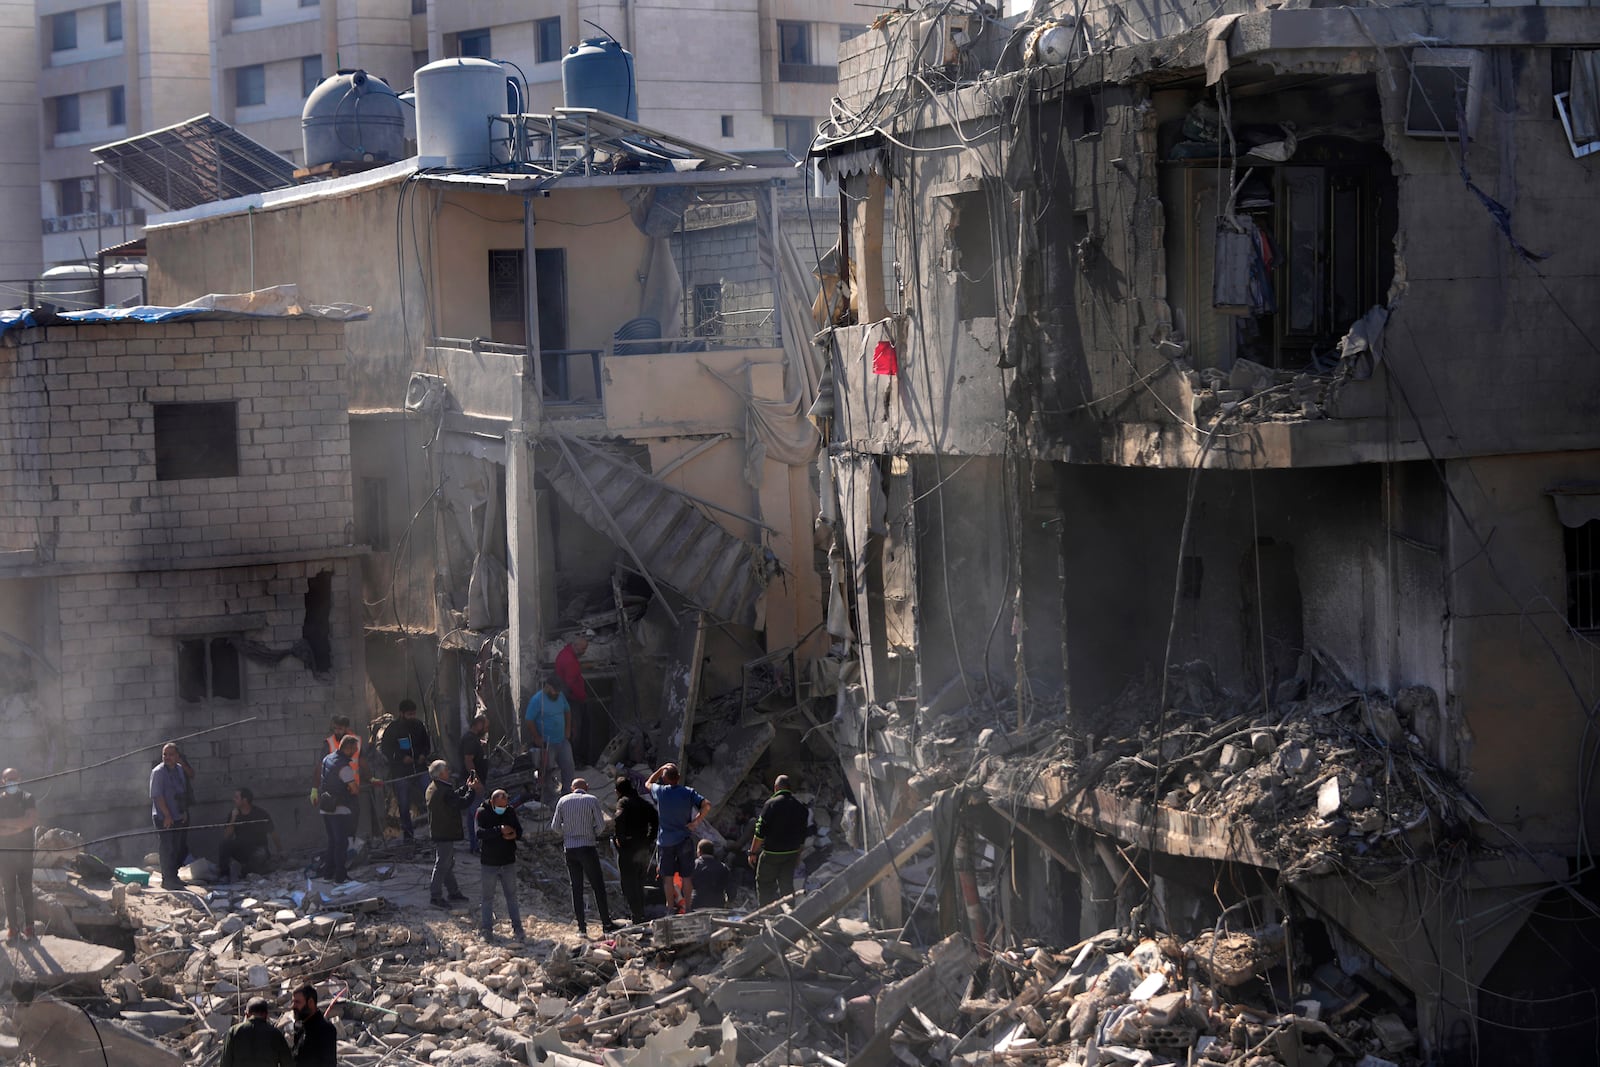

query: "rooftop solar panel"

left=93, top=114, right=298, bottom=211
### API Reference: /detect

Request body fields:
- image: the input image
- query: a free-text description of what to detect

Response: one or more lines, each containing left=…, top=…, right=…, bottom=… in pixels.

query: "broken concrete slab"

left=17, top=996, right=183, bottom=1067
left=0, top=933, right=126, bottom=990
left=721, top=805, right=934, bottom=980
left=876, top=933, right=977, bottom=1034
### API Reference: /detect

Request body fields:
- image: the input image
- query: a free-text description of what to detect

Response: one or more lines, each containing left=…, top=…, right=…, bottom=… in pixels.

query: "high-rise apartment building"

left=0, top=2, right=41, bottom=289
left=35, top=0, right=210, bottom=267
left=421, top=0, right=863, bottom=154
left=208, top=0, right=420, bottom=161
left=7, top=0, right=854, bottom=275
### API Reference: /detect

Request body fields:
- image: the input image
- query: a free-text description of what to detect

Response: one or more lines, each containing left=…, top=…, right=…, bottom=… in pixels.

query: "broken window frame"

left=1168, top=145, right=1395, bottom=370
left=1564, top=520, right=1600, bottom=633
left=177, top=635, right=244, bottom=704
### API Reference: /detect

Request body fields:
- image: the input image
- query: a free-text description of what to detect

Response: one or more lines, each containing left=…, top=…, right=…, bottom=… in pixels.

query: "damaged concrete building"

left=139, top=116, right=833, bottom=812
left=811, top=1, right=1600, bottom=1061
left=0, top=304, right=364, bottom=853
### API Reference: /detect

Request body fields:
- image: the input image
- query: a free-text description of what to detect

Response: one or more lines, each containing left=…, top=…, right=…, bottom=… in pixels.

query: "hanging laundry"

left=872, top=339, right=900, bottom=376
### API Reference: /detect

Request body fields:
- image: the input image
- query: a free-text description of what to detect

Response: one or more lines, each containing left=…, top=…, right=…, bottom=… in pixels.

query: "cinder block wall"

left=0, top=317, right=361, bottom=861
left=0, top=318, right=352, bottom=567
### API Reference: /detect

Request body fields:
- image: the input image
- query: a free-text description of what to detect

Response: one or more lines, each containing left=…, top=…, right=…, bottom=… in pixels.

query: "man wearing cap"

left=551, top=778, right=620, bottom=937
left=220, top=997, right=292, bottom=1067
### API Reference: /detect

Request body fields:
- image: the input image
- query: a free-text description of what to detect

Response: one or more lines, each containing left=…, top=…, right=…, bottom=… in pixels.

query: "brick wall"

left=43, top=557, right=358, bottom=858
left=0, top=315, right=361, bottom=860
left=0, top=317, right=352, bottom=566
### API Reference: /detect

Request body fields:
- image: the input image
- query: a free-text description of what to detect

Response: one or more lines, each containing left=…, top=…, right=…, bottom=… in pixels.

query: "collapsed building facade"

left=139, top=115, right=835, bottom=822
left=811, top=1, right=1600, bottom=1061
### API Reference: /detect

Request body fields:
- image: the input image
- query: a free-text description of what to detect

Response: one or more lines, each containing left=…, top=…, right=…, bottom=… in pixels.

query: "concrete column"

left=504, top=429, right=543, bottom=722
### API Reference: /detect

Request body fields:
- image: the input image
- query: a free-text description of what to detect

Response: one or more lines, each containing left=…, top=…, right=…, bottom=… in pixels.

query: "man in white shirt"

left=550, top=778, right=620, bottom=937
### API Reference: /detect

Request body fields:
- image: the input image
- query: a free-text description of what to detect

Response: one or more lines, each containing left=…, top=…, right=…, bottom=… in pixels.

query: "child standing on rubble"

left=691, top=839, right=731, bottom=910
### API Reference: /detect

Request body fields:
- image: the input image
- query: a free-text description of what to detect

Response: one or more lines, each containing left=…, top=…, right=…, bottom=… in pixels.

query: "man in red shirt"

left=554, top=632, right=589, bottom=703
left=553, top=631, right=591, bottom=761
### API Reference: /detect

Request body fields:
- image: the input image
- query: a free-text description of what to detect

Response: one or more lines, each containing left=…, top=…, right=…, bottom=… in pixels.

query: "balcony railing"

left=779, top=63, right=838, bottom=84
left=42, top=208, right=147, bottom=234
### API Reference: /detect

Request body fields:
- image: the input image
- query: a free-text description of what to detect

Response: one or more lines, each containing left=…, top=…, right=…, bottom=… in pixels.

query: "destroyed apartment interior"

left=0, top=0, right=1599, bottom=1065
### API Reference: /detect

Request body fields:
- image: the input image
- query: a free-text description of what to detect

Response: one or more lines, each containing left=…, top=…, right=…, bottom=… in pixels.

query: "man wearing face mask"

left=0, top=768, right=38, bottom=942
left=475, top=789, right=525, bottom=942
left=288, top=983, right=338, bottom=1066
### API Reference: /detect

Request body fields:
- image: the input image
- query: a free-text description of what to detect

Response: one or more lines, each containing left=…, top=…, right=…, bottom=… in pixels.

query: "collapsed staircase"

left=544, top=436, right=768, bottom=628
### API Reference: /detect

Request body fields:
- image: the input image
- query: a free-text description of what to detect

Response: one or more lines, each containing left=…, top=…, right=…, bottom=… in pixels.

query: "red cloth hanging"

left=872, top=339, right=899, bottom=376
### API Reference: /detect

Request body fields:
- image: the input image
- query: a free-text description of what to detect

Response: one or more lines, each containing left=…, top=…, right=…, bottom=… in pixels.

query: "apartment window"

left=411, top=0, right=426, bottom=12
left=487, top=249, right=571, bottom=396
left=413, top=49, right=428, bottom=71
left=50, top=11, right=76, bottom=51
left=537, top=17, right=562, bottom=64
left=178, top=637, right=243, bottom=703
left=1566, top=521, right=1600, bottom=632
left=108, top=85, right=125, bottom=127
left=693, top=283, right=723, bottom=337
left=53, top=94, right=80, bottom=135
left=57, top=179, right=84, bottom=217
left=458, top=28, right=491, bottom=58
left=300, top=0, right=320, bottom=6
left=775, top=116, right=814, bottom=161
left=105, top=3, right=122, bottom=43
left=235, top=65, right=266, bottom=108
left=840, top=24, right=867, bottom=43
left=233, top=0, right=261, bottom=17
left=950, top=190, right=997, bottom=319
left=720, top=114, right=734, bottom=138
left=302, top=55, right=323, bottom=97
left=778, top=21, right=811, bottom=65
left=154, top=402, right=239, bottom=480
left=358, top=477, right=390, bottom=551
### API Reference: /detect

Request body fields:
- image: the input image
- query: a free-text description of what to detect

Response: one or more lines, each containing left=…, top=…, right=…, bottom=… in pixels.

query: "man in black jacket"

left=612, top=777, right=658, bottom=924
left=220, top=997, right=291, bottom=1067
left=476, top=789, right=525, bottom=941
left=748, top=774, right=810, bottom=906
left=425, top=760, right=479, bottom=908
left=379, top=700, right=431, bottom=842
left=289, top=984, right=338, bottom=1066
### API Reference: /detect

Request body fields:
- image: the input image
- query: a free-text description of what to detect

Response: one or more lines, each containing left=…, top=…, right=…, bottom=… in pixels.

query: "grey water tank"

left=415, top=57, right=510, bottom=168
left=37, top=265, right=98, bottom=311
left=301, top=70, right=406, bottom=167
left=562, top=38, right=636, bottom=120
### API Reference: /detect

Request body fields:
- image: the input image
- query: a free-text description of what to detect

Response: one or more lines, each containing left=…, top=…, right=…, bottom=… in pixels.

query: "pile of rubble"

left=0, top=790, right=1429, bottom=1067
left=947, top=926, right=1418, bottom=1067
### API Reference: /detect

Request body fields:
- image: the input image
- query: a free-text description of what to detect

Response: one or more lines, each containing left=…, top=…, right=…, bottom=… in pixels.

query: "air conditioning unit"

left=1405, top=48, right=1484, bottom=139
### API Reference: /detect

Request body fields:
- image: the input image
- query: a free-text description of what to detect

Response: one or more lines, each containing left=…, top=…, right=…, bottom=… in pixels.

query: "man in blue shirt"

left=524, top=676, right=574, bottom=799
left=644, top=762, right=710, bottom=914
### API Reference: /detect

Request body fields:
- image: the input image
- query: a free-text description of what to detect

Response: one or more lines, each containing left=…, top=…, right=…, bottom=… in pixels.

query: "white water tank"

left=105, top=262, right=147, bottom=307
left=415, top=57, right=509, bottom=169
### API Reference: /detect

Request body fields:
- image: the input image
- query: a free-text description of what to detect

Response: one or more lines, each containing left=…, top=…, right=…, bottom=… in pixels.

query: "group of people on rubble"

left=124, top=631, right=816, bottom=950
